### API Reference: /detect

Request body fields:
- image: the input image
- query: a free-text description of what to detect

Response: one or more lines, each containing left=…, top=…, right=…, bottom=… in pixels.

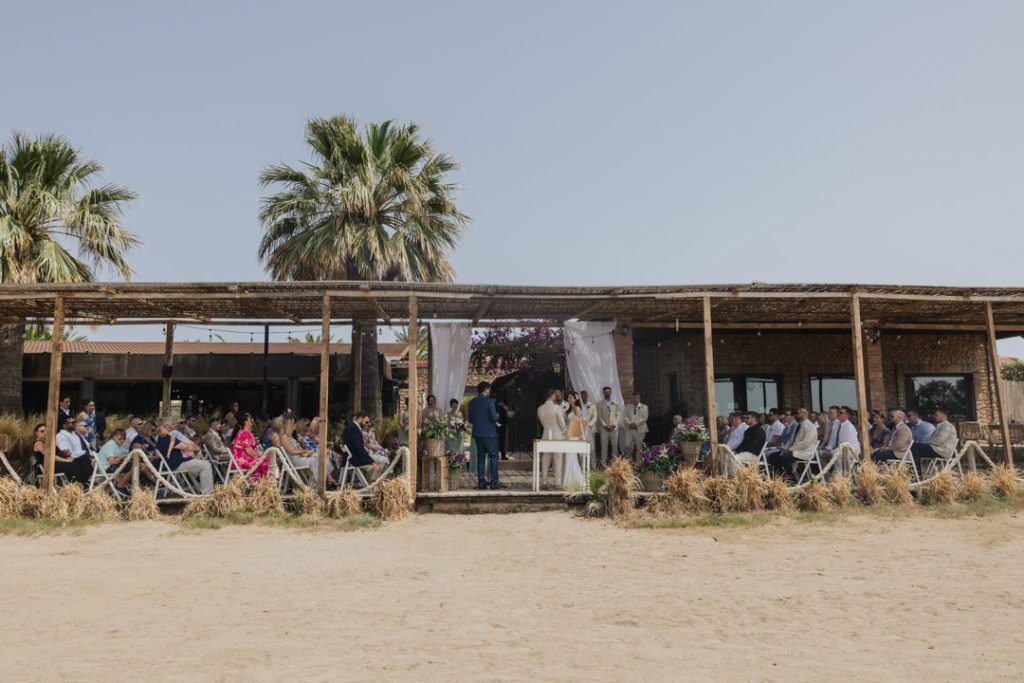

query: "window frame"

left=713, top=374, right=783, bottom=416
left=904, top=373, right=976, bottom=421
left=808, top=374, right=858, bottom=413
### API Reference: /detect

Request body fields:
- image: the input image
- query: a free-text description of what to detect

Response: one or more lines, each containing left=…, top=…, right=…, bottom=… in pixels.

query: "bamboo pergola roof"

left=4, top=281, right=1024, bottom=332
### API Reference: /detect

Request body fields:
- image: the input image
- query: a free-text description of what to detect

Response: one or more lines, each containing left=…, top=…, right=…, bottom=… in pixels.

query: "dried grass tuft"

left=60, top=482, right=86, bottom=519
left=827, top=473, right=856, bottom=508
left=123, top=490, right=159, bottom=521
left=881, top=465, right=914, bottom=506
left=764, top=475, right=795, bottom=512
left=325, top=487, right=362, bottom=518
left=604, top=458, right=639, bottom=519
left=958, top=471, right=991, bottom=502
left=19, top=486, right=45, bottom=517
left=644, top=493, right=682, bottom=517
left=38, top=490, right=71, bottom=520
left=855, top=461, right=883, bottom=506
left=799, top=479, right=831, bottom=512
left=293, top=487, right=324, bottom=517
left=0, top=477, right=22, bottom=517
left=210, top=478, right=248, bottom=517
left=248, top=476, right=285, bottom=516
left=922, top=470, right=958, bottom=506
left=663, top=468, right=709, bottom=514
left=182, top=496, right=212, bottom=518
left=734, top=466, right=766, bottom=512
left=369, top=478, right=410, bottom=521
left=704, top=476, right=738, bottom=513
left=990, top=464, right=1021, bottom=500
left=82, top=490, right=120, bottom=521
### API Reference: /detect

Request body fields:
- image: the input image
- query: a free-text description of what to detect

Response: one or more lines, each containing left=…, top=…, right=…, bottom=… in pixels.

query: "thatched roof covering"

left=22, top=341, right=410, bottom=358
left=3, top=281, right=1024, bottom=331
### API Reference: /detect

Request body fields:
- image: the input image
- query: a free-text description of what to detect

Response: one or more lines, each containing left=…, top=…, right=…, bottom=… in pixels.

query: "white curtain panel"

left=429, top=323, right=473, bottom=408
left=563, top=321, right=624, bottom=413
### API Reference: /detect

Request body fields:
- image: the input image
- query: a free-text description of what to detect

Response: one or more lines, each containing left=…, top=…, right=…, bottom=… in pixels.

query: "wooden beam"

left=351, top=322, right=363, bottom=412
left=849, top=294, right=872, bottom=460
left=160, top=322, right=175, bottom=417
left=317, top=294, right=331, bottom=493
left=471, top=299, right=492, bottom=325
left=407, top=296, right=419, bottom=500
left=42, top=295, right=65, bottom=492
left=367, top=296, right=392, bottom=324
left=256, top=300, right=302, bottom=323
left=702, top=296, right=719, bottom=474
left=985, top=302, right=1014, bottom=466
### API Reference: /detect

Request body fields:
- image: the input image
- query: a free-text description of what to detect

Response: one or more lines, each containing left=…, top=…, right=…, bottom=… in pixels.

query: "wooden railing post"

left=161, top=322, right=175, bottom=417
left=850, top=294, right=872, bottom=460
left=702, top=296, right=719, bottom=474
left=317, top=294, right=331, bottom=493
left=985, top=302, right=1014, bottom=467
left=42, top=295, right=65, bottom=492
left=407, top=296, right=419, bottom=499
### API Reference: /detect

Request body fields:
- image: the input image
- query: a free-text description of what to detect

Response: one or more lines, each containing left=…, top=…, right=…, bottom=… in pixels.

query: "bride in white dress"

left=562, top=392, right=587, bottom=489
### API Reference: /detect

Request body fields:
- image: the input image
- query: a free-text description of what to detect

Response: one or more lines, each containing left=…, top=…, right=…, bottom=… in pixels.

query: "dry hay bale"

left=38, top=490, right=71, bottom=520
left=325, top=487, right=362, bottom=518
left=734, top=466, right=766, bottom=512
left=922, top=470, right=958, bottom=506
left=764, top=475, right=795, bottom=512
left=799, top=479, right=831, bottom=513
left=827, top=473, right=856, bottom=508
left=369, top=478, right=410, bottom=521
left=881, top=465, right=914, bottom=506
left=703, top=476, right=738, bottom=513
left=604, top=458, right=640, bottom=519
left=644, top=493, right=682, bottom=517
left=19, top=486, right=45, bottom=517
left=292, top=486, right=324, bottom=517
left=60, top=482, right=87, bottom=519
left=990, top=464, right=1022, bottom=501
left=663, top=468, right=709, bottom=514
left=82, top=489, right=120, bottom=521
left=0, top=477, right=22, bottom=517
left=123, top=490, right=159, bottom=521
left=210, top=477, right=248, bottom=517
left=248, top=476, right=285, bottom=516
left=854, top=461, right=883, bottom=506
left=182, top=496, right=212, bottom=518
left=958, top=471, right=991, bottom=502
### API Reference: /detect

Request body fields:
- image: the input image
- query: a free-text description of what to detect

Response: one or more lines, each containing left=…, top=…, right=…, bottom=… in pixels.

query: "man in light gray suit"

left=595, top=386, right=621, bottom=469
left=911, top=408, right=958, bottom=467
left=537, top=388, right=567, bottom=488
left=622, top=392, right=649, bottom=461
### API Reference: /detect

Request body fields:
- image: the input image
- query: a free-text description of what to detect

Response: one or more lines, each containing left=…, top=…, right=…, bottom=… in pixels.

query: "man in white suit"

left=622, top=392, right=649, bottom=461
left=595, top=385, right=621, bottom=469
left=537, top=388, right=567, bottom=487
left=579, top=390, right=598, bottom=460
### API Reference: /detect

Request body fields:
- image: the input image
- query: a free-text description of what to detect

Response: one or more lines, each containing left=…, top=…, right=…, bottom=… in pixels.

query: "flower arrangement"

left=421, top=413, right=454, bottom=440
left=447, top=451, right=470, bottom=470
left=673, top=416, right=709, bottom=444
left=639, top=443, right=679, bottom=476
left=446, top=414, right=469, bottom=435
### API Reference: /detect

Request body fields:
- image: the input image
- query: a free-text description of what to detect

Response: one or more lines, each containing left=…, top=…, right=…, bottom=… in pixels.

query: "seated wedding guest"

left=34, top=422, right=87, bottom=484
left=97, top=429, right=129, bottom=472
left=765, top=409, right=797, bottom=458
left=907, top=410, right=936, bottom=443
left=733, top=413, right=767, bottom=463
left=262, top=416, right=283, bottom=450
left=156, top=419, right=214, bottom=494
left=716, top=415, right=729, bottom=444
left=723, top=412, right=748, bottom=451
left=54, top=413, right=98, bottom=485
left=825, top=406, right=861, bottom=456
left=222, top=412, right=239, bottom=444
left=911, top=408, right=957, bottom=466
left=764, top=409, right=785, bottom=449
left=231, top=413, right=268, bottom=479
left=342, top=411, right=383, bottom=475
left=303, top=417, right=321, bottom=452
left=203, top=418, right=232, bottom=462
left=279, top=417, right=321, bottom=487
left=768, top=407, right=819, bottom=479
left=360, top=418, right=389, bottom=464
left=869, top=411, right=892, bottom=451
left=819, top=406, right=840, bottom=450
left=57, top=397, right=73, bottom=425
left=180, top=415, right=200, bottom=440
left=125, top=415, right=143, bottom=445
left=873, top=410, right=913, bottom=463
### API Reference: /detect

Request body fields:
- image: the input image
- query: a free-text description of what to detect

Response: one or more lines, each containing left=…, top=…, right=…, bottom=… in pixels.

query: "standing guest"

left=911, top=408, right=958, bottom=466
left=231, top=413, right=268, bottom=480
left=723, top=412, right=748, bottom=452
left=421, top=395, right=442, bottom=425
left=537, top=388, right=567, bottom=488
left=733, top=413, right=767, bottom=464
left=468, top=381, right=501, bottom=490
left=595, top=386, right=621, bottom=469
left=445, top=398, right=466, bottom=460
left=397, top=399, right=410, bottom=446
left=81, top=398, right=105, bottom=447
left=54, top=413, right=97, bottom=485
left=554, top=389, right=565, bottom=413
left=622, top=393, right=649, bottom=461
left=578, top=391, right=597, bottom=460
left=764, top=409, right=785, bottom=449
left=57, top=397, right=73, bottom=425
left=907, top=410, right=936, bottom=443
left=203, top=418, right=232, bottom=462
left=125, top=416, right=144, bottom=446
left=227, top=401, right=241, bottom=416
left=869, top=411, right=892, bottom=451
left=873, top=410, right=913, bottom=463
left=156, top=419, right=214, bottom=494
left=496, top=399, right=510, bottom=459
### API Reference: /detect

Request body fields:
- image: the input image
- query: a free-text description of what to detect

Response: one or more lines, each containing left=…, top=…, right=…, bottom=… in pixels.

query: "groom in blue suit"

left=467, top=381, right=501, bottom=490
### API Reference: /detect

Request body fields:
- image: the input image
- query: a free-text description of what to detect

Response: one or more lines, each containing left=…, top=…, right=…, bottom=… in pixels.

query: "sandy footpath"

left=2, top=511, right=1024, bottom=682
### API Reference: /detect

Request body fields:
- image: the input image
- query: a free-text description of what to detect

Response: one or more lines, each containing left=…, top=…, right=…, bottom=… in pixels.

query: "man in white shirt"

left=125, top=415, right=143, bottom=446
left=830, top=406, right=861, bottom=456
left=764, top=409, right=785, bottom=450
left=537, top=389, right=567, bottom=488
left=724, top=412, right=748, bottom=452
left=55, top=413, right=97, bottom=485
left=622, top=393, right=649, bottom=461
left=595, top=386, right=621, bottom=469
left=768, top=407, right=819, bottom=479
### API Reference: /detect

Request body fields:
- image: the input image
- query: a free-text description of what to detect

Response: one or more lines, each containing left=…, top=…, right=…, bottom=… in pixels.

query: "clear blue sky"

left=3, top=1, right=1023, bottom=351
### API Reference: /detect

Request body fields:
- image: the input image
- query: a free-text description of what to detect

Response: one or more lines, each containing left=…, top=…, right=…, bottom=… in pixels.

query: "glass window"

left=809, top=375, right=857, bottom=413
left=906, top=374, right=974, bottom=421
left=715, top=379, right=737, bottom=416
left=715, top=375, right=781, bottom=416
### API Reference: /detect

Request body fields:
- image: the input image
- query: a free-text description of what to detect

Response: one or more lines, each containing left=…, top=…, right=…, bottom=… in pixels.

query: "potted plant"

left=674, top=416, right=709, bottom=466
left=420, top=413, right=450, bottom=459
left=638, top=443, right=678, bottom=491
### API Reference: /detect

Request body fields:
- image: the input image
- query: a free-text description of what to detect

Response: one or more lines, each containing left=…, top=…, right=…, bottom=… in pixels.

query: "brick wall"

left=614, top=325, right=635, bottom=398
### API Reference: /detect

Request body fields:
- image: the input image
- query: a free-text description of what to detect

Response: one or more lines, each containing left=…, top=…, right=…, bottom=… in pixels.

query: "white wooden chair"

left=920, top=440, right=964, bottom=479
left=793, top=446, right=825, bottom=485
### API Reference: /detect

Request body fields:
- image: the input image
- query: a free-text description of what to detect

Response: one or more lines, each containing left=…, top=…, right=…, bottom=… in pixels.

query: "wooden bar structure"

left=160, top=321, right=174, bottom=416
left=317, top=294, right=331, bottom=493
left=407, top=296, right=419, bottom=498
left=985, top=301, right=1014, bottom=466
left=702, top=296, right=719, bottom=474
left=849, top=294, right=872, bottom=459
left=351, top=321, right=363, bottom=412
left=41, top=295, right=65, bottom=492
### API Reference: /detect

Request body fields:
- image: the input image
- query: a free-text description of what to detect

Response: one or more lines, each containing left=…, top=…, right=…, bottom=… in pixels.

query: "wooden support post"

left=351, top=321, right=363, bottom=413
left=985, top=302, right=1014, bottom=466
left=42, top=295, right=65, bottom=492
left=426, top=324, right=433, bottom=397
left=317, top=295, right=331, bottom=494
left=849, top=294, right=872, bottom=460
left=702, top=297, right=719, bottom=474
left=407, top=296, right=419, bottom=500
left=161, top=322, right=175, bottom=417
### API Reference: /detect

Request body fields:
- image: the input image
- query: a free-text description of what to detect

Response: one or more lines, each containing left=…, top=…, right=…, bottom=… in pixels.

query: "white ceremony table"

left=532, top=439, right=591, bottom=492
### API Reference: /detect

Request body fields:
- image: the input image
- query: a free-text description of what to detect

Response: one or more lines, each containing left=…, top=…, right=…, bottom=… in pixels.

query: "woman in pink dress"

left=232, top=413, right=268, bottom=479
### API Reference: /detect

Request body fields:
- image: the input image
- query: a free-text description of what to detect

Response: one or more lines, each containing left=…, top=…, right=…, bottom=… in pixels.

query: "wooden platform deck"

left=415, top=489, right=575, bottom=513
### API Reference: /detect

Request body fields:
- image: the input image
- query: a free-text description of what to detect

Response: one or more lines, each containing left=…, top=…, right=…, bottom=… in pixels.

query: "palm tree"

left=394, top=325, right=428, bottom=361
left=24, top=325, right=89, bottom=342
left=0, top=132, right=139, bottom=414
left=258, top=116, right=468, bottom=417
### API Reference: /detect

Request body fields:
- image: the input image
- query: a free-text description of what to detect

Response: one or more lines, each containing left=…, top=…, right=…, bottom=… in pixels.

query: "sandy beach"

left=3, top=510, right=1023, bottom=682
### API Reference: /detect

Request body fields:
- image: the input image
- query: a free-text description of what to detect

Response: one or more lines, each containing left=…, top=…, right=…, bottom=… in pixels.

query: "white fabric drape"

left=429, top=323, right=473, bottom=408
left=563, top=321, right=623, bottom=411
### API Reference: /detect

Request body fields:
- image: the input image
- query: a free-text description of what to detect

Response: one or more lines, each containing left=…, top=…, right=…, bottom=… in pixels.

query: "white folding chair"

left=793, top=446, right=824, bottom=485
left=200, top=445, right=232, bottom=485
left=880, top=445, right=921, bottom=482
left=278, top=452, right=312, bottom=492
left=336, top=445, right=372, bottom=489
left=153, top=450, right=200, bottom=498
left=88, top=456, right=128, bottom=500
left=920, top=440, right=964, bottom=479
